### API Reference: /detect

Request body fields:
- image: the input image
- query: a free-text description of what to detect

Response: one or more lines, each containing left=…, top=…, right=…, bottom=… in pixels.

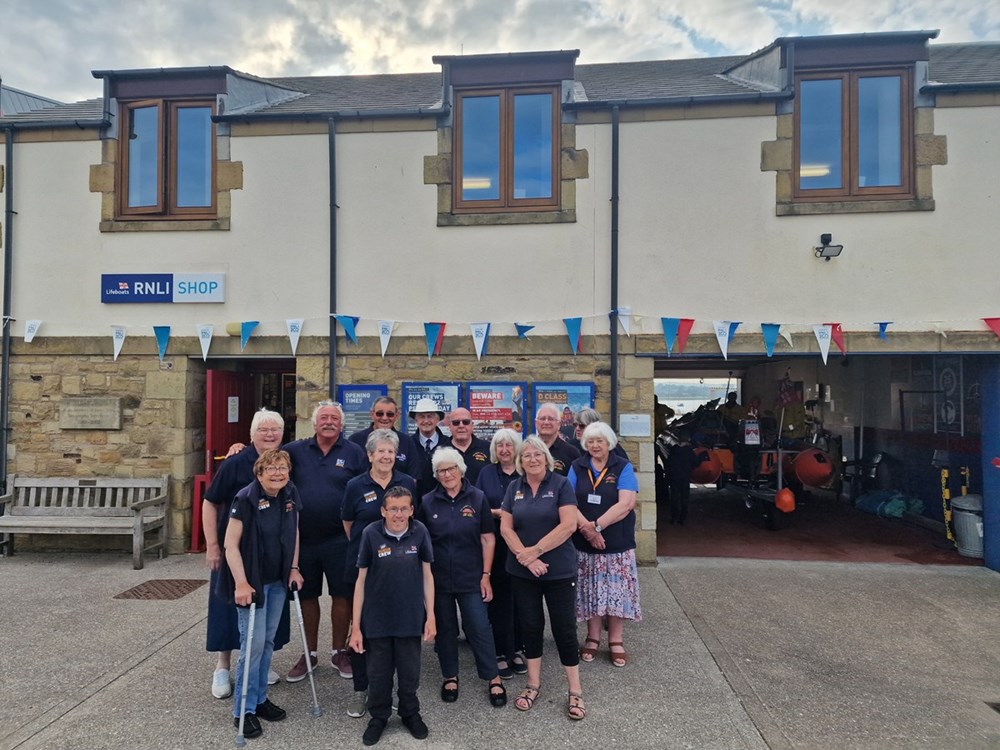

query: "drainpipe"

left=609, top=106, right=620, bottom=430
left=328, top=118, right=337, bottom=399
left=1, top=126, right=13, bottom=494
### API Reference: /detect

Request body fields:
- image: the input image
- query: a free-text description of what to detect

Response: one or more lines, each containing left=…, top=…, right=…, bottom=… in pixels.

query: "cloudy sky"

left=4, top=0, right=998, bottom=103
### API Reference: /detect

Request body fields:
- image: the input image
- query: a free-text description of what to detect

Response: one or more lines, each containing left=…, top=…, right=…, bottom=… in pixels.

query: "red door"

left=205, top=370, right=255, bottom=480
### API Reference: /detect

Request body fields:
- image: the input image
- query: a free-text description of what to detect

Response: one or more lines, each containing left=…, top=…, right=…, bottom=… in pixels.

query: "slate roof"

left=2, top=39, right=997, bottom=127
left=0, top=85, right=62, bottom=116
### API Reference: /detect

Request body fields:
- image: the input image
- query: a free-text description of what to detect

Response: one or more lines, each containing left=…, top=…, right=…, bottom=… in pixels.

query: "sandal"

left=510, top=651, right=528, bottom=675
left=579, top=637, right=599, bottom=663
left=568, top=691, right=586, bottom=720
left=496, top=656, right=514, bottom=680
left=514, top=685, right=540, bottom=712
left=441, top=677, right=459, bottom=702
left=488, top=678, right=507, bottom=707
left=609, top=641, right=628, bottom=667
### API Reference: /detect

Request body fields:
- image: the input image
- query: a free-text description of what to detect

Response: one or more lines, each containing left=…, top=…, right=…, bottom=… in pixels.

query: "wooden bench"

left=0, top=475, right=169, bottom=569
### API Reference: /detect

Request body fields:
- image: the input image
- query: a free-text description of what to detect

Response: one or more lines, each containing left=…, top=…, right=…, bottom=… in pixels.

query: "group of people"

left=205, top=396, right=642, bottom=745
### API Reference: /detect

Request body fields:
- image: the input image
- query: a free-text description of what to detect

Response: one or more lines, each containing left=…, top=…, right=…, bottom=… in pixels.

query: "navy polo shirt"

left=204, top=445, right=259, bottom=543
left=416, top=480, right=493, bottom=593
left=348, top=425, right=423, bottom=482
left=357, top=520, right=433, bottom=638
left=450, top=436, right=492, bottom=485
left=568, top=453, right=639, bottom=554
left=546, top=437, right=581, bottom=476
left=341, top=469, right=417, bottom=584
left=475, top=463, right=518, bottom=511
left=500, top=471, right=577, bottom=581
left=284, top=435, right=366, bottom=544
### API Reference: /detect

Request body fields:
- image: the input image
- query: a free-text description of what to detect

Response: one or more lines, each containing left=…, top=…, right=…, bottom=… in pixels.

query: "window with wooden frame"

left=454, top=86, right=560, bottom=213
left=794, top=68, right=912, bottom=201
left=118, top=98, right=216, bottom=218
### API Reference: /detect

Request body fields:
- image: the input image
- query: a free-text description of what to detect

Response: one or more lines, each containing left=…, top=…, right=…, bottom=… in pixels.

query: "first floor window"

left=454, top=86, right=559, bottom=212
left=795, top=69, right=911, bottom=200
left=120, top=98, right=216, bottom=218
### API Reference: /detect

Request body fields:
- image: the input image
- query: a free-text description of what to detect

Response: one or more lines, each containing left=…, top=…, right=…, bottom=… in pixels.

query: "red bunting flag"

left=984, top=318, right=1000, bottom=340
left=824, top=322, right=846, bottom=355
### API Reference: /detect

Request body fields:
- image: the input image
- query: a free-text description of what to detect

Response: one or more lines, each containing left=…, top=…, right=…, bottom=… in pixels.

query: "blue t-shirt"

left=284, top=435, right=366, bottom=544
left=500, top=471, right=577, bottom=581
left=568, top=454, right=639, bottom=554
left=341, top=469, right=417, bottom=584
left=357, top=520, right=433, bottom=638
left=416, top=480, right=494, bottom=593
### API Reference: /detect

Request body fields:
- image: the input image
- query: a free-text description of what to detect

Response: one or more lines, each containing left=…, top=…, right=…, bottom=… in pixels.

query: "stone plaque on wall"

left=59, top=397, right=122, bottom=430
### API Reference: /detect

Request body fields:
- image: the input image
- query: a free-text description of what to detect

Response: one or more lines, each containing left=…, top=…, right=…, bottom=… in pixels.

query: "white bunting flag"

left=379, top=320, right=394, bottom=358
left=286, top=319, right=304, bottom=355
left=197, top=324, right=214, bottom=361
left=813, top=324, right=832, bottom=364
left=713, top=320, right=733, bottom=360
left=111, top=325, right=127, bottom=361
left=470, top=322, right=490, bottom=360
left=618, top=306, right=632, bottom=337
left=779, top=326, right=794, bottom=347
left=24, top=320, right=42, bottom=343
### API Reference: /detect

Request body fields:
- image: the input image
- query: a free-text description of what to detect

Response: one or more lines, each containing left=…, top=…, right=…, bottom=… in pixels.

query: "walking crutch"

left=291, top=584, right=323, bottom=717
left=235, top=600, right=257, bottom=748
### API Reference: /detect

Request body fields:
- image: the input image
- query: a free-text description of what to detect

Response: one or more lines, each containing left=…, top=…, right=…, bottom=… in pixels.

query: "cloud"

left=1, top=0, right=996, bottom=103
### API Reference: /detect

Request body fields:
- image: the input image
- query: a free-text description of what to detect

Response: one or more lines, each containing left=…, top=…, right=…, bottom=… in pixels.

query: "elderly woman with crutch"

left=218, top=449, right=303, bottom=741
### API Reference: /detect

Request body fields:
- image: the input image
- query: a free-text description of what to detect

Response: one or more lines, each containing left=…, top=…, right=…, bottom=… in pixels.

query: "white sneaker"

left=267, top=669, right=280, bottom=685
left=212, top=668, right=232, bottom=699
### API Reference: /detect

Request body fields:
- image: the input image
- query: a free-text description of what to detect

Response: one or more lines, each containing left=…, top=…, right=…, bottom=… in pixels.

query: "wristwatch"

left=594, top=522, right=603, bottom=533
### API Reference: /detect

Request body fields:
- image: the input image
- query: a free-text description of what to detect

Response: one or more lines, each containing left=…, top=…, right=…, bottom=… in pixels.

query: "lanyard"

left=587, top=465, right=609, bottom=491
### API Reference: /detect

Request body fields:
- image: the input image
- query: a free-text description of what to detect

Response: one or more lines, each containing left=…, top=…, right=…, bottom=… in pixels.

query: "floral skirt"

left=575, top=549, right=642, bottom=622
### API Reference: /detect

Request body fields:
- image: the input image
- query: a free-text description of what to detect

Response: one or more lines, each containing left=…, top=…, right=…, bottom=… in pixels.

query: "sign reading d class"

left=101, top=273, right=226, bottom=303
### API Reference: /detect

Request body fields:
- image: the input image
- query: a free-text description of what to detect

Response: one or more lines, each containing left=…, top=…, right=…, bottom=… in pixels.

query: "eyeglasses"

left=256, top=428, right=282, bottom=434
left=263, top=466, right=289, bottom=475
left=536, top=416, right=558, bottom=422
left=450, top=419, right=472, bottom=426
left=436, top=465, right=460, bottom=475
left=384, top=506, right=411, bottom=514
left=374, top=411, right=396, bottom=418
left=573, top=422, right=585, bottom=428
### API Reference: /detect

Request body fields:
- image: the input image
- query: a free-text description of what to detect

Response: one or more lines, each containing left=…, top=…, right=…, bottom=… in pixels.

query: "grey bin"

left=951, top=493, right=984, bottom=558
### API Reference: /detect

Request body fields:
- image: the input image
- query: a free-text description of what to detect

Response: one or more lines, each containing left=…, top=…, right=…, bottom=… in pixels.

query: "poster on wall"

left=401, top=382, right=462, bottom=434
left=467, top=382, right=528, bottom=440
left=337, top=385, right=388, bottom=434
left=532, top=382, right=595, bottom=441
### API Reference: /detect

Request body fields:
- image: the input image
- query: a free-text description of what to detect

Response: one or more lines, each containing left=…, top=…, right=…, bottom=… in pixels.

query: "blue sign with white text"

left=101, top=274, right=225, bottom=303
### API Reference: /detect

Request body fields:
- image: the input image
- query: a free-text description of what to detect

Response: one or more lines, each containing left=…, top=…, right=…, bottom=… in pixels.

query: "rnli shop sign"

left=101, top=274, right=225, bottom=304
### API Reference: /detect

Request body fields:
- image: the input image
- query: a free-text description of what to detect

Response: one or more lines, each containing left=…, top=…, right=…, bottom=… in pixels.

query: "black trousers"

left=510, top=576, right=580, bottom=667
left=349, top=645, right=368, bottom=691
left=670, top=480, right=690, bottom=523
left=365, top=636, right=421, bottom=721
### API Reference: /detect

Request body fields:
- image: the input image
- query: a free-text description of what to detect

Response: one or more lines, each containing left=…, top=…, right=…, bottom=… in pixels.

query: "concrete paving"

left=0, top=551, right=997, bottom=749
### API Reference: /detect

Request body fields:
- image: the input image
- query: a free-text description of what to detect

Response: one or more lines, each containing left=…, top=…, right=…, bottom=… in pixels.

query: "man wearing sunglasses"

left=444, top=407, right=491, bottom=485
left=349, top=397, right=422, bottom=484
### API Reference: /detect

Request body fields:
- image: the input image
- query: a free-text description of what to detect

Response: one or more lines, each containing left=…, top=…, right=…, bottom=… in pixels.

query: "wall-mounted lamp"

left=814, top=233, right=844, bottom=261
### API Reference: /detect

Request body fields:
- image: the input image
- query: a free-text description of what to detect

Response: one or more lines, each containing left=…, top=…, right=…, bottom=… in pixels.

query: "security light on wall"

left=814, top=233, right=843, bottom=261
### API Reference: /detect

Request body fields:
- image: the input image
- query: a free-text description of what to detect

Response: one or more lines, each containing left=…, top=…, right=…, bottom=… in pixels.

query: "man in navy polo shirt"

left=349, top=397, right=423, bottom=483
left=445, top=407, right=491, bottom=485
left=284, top=400, right=367, bottom=682
left=350, top=487, right=435, bottom=746
left=534, top=402, right=581, bottom=476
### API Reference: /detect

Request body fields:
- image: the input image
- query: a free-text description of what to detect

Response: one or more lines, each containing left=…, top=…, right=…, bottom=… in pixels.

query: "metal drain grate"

left=114, top=579, right=207, bottom=601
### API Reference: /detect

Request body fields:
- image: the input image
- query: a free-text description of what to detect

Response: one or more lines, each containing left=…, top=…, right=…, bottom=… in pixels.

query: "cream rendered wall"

left=6, top=134, right=334, bottom=338
left=616, top=112, right=998, bottom=332
left=333, top=125, right=611, bottom=338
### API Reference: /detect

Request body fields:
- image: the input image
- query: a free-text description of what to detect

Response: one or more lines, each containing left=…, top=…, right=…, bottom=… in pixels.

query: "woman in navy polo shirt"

left=570, top=422, right=641, bottom=669
left=474, top=428, right=524, bottom=679
left=417, top=447, right=506, bottom=707
left=341, top=429, right=417, bottom=719
left=500, top=436, right=585, bottom=720
left=218, top=449, right=303, bottom=740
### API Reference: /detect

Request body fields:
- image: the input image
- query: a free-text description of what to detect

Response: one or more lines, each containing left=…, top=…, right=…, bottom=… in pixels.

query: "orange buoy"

left=775, top=487, right=796, bottom=513
left=792, top=447, right=835, bottom=487
left=691, top=448, right=722, bottom=484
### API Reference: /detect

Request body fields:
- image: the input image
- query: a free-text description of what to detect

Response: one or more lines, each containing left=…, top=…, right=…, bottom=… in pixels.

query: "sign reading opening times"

left=101, top=273, right=225, bottom=303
